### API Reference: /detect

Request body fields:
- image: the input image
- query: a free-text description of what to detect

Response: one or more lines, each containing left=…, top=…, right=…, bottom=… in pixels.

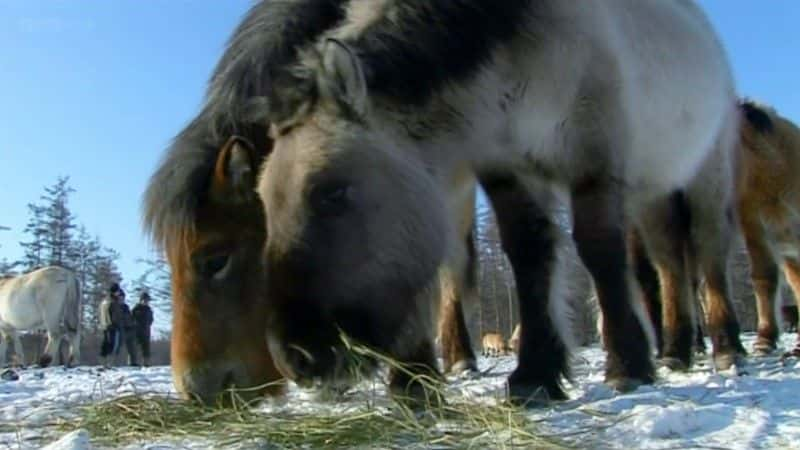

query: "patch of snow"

left=41, top=429, right=91, bottom=450
left=2, top=333, right=800, bottom=449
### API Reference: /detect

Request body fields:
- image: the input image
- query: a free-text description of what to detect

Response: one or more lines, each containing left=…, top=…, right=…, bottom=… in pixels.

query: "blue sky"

left=1, top=1, right=799, bottom=289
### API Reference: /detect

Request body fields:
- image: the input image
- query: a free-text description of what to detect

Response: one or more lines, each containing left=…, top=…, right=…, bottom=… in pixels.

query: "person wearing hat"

left=132, top=291, right=154, bottom=367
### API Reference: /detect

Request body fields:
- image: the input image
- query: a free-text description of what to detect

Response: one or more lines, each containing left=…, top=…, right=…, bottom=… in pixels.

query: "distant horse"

left=0, top=266, right=81, bottom=367
left=253, top=0, right=740, bottom=403
left=481, top=332, right=508, bottom=357
left=735, top=100, right=800, bottom=358
left=142, top=0, right=479, bottom=404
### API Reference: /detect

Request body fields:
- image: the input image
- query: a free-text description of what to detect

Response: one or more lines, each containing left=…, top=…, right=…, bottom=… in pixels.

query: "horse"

left=734, top=100, right=800, bottom=358
left=252, top=0, right=741, bottom=404
left=481, top=332, right=508, bottom=357
left=0, top=266, right=81, bottom=367
left=142, top=0, right=479, bottom=404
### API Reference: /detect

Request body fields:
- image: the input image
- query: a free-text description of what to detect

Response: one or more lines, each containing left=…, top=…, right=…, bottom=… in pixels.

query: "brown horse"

left=736, top=99, right=800, bottom=358
left=481, top=332, right=508, bottom=357
left=145, top=132, right=284, bottom=405
left=143, top=0, right=480, bottom=405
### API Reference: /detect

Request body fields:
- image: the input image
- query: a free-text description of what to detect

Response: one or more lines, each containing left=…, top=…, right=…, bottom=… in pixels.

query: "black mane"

left=350, top=0, right=533, bottom=105
left=143, top=0, right=347, bottom=249
left=740, top=100, right=775, bottom=134
left=266, top=0, right=534, bottom=118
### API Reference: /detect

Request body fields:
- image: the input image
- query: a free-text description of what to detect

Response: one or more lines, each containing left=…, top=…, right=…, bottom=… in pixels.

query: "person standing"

left=118, top=290, right=140, bottom=366
left=99, top=283, right=123, bottom=367
left=132, top=292, right=154, bottom=367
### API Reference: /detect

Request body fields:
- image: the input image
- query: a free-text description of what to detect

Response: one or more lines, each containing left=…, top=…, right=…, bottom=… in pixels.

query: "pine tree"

left=132, top=254, right=172, bottom=335
left=19, top=203, right=48, bottom=270
left=19, top=176, right=77, bottom=270
left=41, top=177, right=76, bottom=267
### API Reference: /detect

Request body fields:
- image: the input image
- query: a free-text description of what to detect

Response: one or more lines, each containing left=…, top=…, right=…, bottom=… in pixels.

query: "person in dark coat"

left=132, top=292, right=154, bottom=366
left=118, top=290, right=140, bottom=366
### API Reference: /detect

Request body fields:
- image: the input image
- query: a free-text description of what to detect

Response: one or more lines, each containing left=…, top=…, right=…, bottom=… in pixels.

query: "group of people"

left=99, top=283, right=154, bottom=367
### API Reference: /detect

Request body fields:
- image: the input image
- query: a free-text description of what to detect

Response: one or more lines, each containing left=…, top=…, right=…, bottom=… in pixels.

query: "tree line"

left=0, top=177, right=172, bottom=364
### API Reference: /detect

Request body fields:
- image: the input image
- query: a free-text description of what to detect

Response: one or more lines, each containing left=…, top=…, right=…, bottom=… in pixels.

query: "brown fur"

left=481, top=332, right=508, bottom=357
left=165, top=137, right=285, bottom=405
left=737, top=100, right=800, bottom=357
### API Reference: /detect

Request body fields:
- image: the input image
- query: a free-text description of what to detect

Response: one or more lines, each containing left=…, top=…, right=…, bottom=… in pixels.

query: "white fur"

left=0, top=266, right=81, bottom=366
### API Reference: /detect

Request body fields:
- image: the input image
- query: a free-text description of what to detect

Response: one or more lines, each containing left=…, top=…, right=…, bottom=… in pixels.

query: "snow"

left=2, top=332, right=799, bottom=449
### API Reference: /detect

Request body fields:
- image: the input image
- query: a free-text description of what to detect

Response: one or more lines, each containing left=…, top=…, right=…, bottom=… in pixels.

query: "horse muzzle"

left=175, top=361, right=263, bottom=405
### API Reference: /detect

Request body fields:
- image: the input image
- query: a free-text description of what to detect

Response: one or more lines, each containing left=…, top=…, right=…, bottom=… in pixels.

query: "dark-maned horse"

left=735, top=100, right=800, bottom=358
left=142, top=0, right=479, bottom=404
left=252, top=0, right=741, bottom=403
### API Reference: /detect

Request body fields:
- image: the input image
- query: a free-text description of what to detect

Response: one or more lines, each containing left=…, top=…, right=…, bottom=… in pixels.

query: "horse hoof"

left=752, top=343, right=777, bottom=357
left=448, top=359, right=478, bottom=376
left=0, top=369, right=19, bottom=381
left=659, top=357, right=690, bottom=372
left=781, top=347, right=800, bottom=360
left=713, top=352, right=745, bottom=371
left=38, top=355, right=53, bottom=368
left=506, top=379, right=567, bottom=407
left=604, top=376, right=646, bottom=393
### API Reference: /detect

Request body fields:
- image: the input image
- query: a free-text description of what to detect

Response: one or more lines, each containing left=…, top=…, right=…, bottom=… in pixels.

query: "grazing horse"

left=481, top=332, right=508, bottom=357
left=735, top=100, right=800, bottom=358
left=0, top=266, right=81, bottom=367
left=142, top=0, right=479, bottom=404
left=253, top=0, right=740, bottom=403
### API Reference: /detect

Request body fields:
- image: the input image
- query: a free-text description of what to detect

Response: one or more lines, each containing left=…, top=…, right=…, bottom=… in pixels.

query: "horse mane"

left=740, top=98, right=775, bottom=134
left=142, top=0, right=348, bottom=251
left=265, top=0, right=534, bottom=124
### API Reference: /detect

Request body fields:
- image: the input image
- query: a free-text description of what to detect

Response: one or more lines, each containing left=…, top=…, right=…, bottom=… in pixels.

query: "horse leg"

left=39, top=331, right=62, bottom=368
left=688, top=196, right=746, bottom=370
left=628, top=228, right=663, bottom=358
left=781, top=257, right=800, bottom=358
left=479, top=173, right=570, bottom=404
left=572, top=182, right=655, bottom=391
left=741, top=218, right=780, bottom=355
left=12, top=333, right=25, bottom=367
left=67, top=331, right=81, bottom=367
left=693, top=295, right=708, bottom=355
left=636, top=194, right=695, bottom=371
left=0, top=332, right=8, bottom=367
left=438, top=231, right=479, bottom=374
left=388, top=338, right=445, bottom=407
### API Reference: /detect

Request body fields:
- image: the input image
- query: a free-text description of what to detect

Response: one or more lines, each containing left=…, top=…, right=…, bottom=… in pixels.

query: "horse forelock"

left=204, top=0, right=349, bottom=136
left=142, top=117, right=217, bottom=255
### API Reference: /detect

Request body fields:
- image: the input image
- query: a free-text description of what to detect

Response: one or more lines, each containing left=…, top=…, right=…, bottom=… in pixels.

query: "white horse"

left=0, top=266, right=82, bottom=367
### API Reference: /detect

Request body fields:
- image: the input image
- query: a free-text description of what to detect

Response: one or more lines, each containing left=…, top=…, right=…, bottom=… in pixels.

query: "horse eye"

left=198, top=253, right=232, bottom=280
left=313, top=183, right=352, bottom=216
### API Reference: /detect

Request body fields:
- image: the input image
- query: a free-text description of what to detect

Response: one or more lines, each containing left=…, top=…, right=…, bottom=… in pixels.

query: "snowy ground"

left=2, top=332, right=800, bottom=449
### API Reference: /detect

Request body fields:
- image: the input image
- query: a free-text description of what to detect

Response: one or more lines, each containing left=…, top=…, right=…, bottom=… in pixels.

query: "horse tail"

left=740, top=100, right=774, bottom=135
left=62, top=274, right=81, bottom=334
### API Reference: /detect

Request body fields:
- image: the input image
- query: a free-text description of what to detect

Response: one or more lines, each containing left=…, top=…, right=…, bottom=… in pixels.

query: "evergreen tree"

left=19, top=176, right=77, bottom=270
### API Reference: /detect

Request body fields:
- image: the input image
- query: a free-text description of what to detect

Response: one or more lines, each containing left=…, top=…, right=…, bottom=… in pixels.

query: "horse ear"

left=318, top=38, right=368, bottom=118
left=210, top=136, right=264, bottom=204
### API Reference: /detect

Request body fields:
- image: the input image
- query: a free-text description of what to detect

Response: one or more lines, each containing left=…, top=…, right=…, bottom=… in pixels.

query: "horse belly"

left=0, top=292, right=42, bottom=330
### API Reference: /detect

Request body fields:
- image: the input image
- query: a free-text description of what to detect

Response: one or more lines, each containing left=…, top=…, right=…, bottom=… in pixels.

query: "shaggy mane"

left=142, top=0, right=348, bottom=250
